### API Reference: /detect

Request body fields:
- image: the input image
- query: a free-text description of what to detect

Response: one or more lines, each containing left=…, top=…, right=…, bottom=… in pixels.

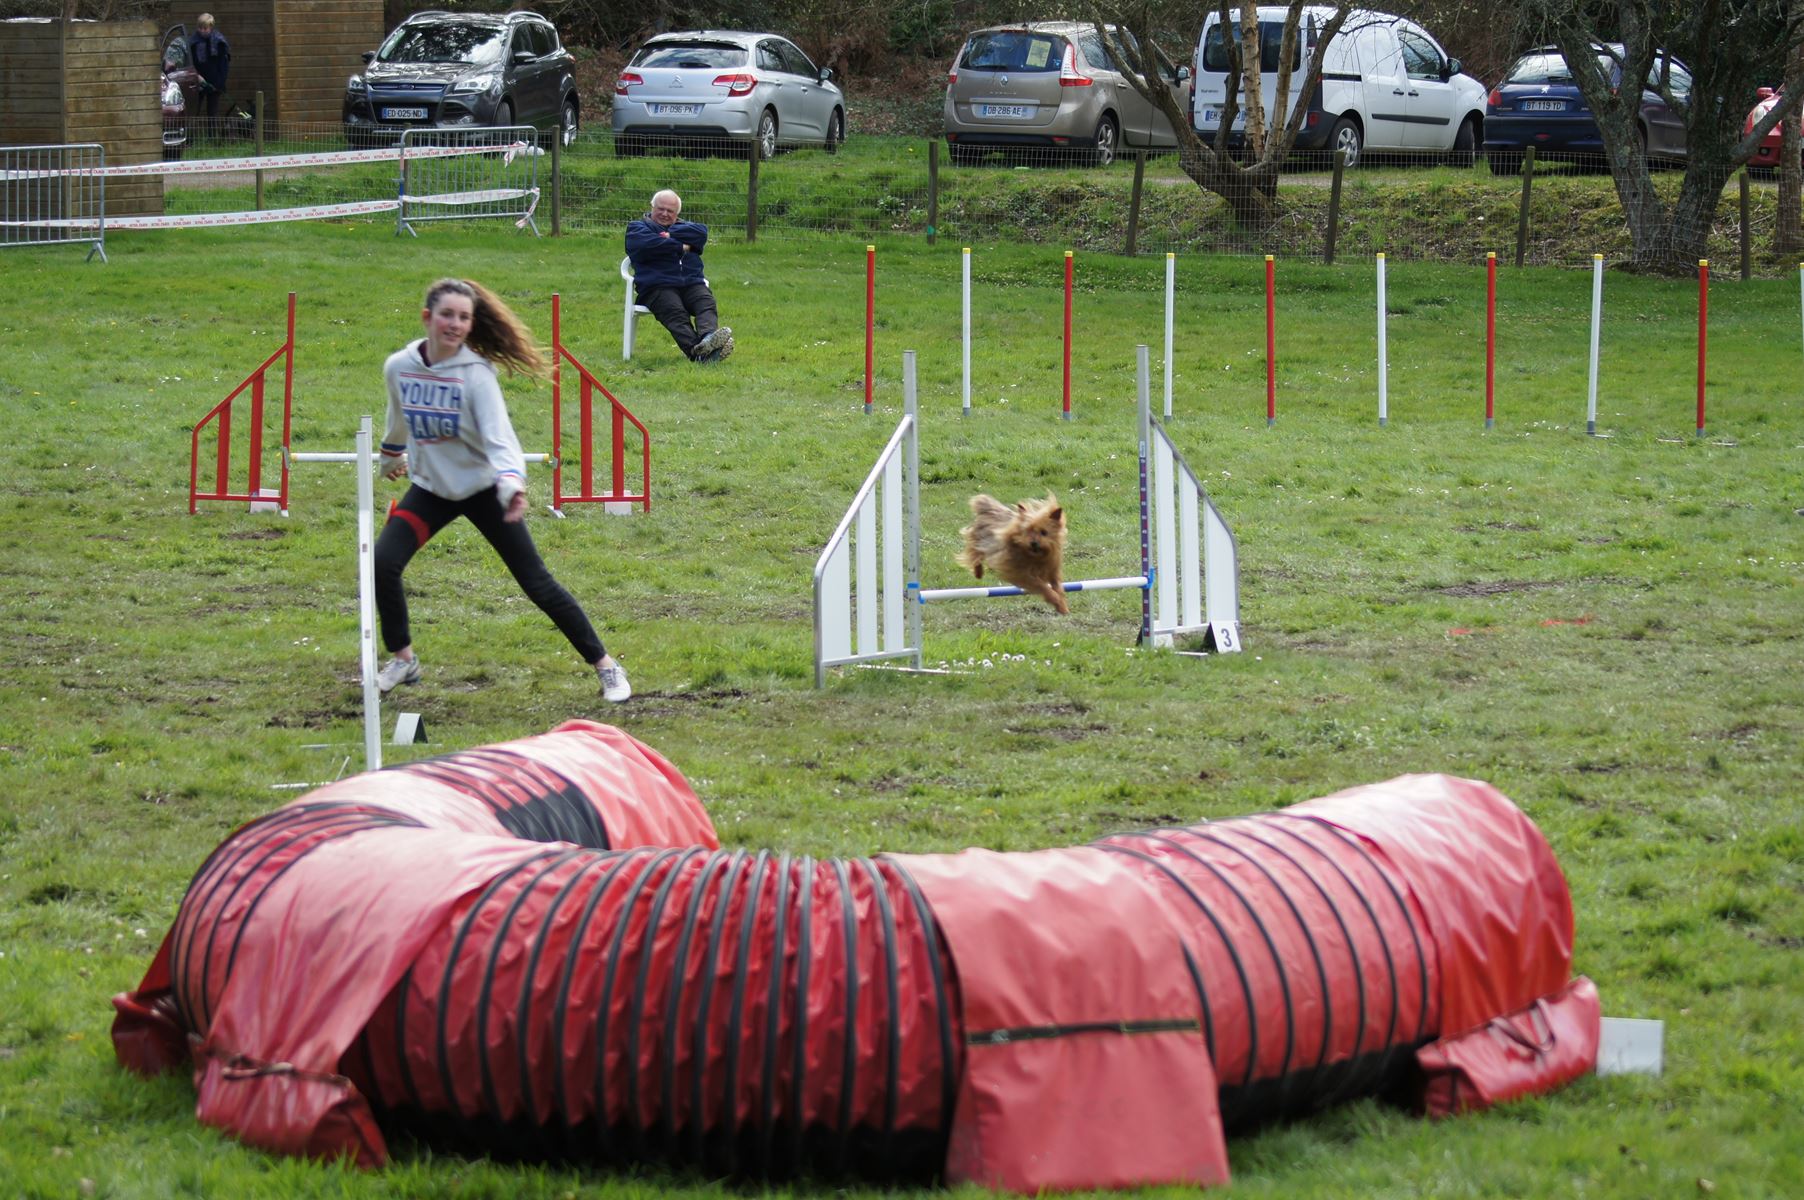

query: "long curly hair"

left=422, top=278, right=547, bottom=378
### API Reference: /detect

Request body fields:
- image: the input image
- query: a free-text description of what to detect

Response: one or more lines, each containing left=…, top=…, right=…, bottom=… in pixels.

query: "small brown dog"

left=958, top=493, right=1069, bottom=614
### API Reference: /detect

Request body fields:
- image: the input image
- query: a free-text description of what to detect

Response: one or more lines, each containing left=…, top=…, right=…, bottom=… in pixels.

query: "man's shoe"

left=693, top=325, right=728, bottom=359
left=377, top=655, right=421, bottom=693
left=598, top=660, right=632, bottom=703
left=708, top=333, right=735, bottom=363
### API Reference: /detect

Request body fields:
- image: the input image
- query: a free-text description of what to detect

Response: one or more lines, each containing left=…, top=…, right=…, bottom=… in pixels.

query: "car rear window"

left=1202, top=21, right=1302, bottom=73
left=1505, top=52, right=1621, bottom=85
left=960, top=31, right=1068, bottom=73
left=633, top=42, right=748, bottom=69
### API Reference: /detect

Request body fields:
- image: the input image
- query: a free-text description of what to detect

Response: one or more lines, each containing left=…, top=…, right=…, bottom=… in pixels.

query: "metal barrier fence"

left=14, top=125, right=1796, bottom=274
left=398, top=126, right=543, bottom=237
left=0, top=142, right=106, bottom=260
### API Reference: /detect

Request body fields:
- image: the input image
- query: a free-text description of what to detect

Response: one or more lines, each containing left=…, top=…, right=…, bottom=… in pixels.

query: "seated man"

left=625, top=189, right=734, bottom=363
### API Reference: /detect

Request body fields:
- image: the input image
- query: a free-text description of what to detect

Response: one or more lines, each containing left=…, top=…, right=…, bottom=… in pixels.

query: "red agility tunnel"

left=115, top=725, right=1598, bottom=1191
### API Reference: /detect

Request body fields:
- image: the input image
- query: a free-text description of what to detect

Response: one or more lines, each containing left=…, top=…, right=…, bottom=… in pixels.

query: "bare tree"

left=1076, top=0, right=1352, bottom=229
left=1778, top=3, right=1804, bottom=255
left=1519, top=0, right=1804, bottom=273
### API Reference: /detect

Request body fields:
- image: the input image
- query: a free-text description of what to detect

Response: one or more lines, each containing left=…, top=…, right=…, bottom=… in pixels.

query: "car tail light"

left=1487, top=88, right=1502, bottom=107
left=615, top=71, right=642, bottom=96
left=947, top=70, right=958, bottom=86
left=1059, top=44, right=1093, bottom=87
left=714, top=73, right=756, bottom=97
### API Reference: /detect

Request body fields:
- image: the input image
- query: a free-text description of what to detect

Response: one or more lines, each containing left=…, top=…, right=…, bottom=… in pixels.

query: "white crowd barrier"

left=1, top=142, right=106, bottom=259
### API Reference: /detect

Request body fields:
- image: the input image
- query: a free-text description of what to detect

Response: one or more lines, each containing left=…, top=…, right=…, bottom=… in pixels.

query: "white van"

left=1191, top=6, right=1486, bottom=166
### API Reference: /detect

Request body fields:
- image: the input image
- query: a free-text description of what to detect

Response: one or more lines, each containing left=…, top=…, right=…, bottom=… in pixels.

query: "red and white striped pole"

left=1265, top=254, right=1277, bottom=427
left=1062, top=250, right=1074, bottom=421
left=1485, top=251, right=1497, bottom=430
left=1697, top=259, right=1709, bottom=436
left=864, top=244, right=875, bottom=415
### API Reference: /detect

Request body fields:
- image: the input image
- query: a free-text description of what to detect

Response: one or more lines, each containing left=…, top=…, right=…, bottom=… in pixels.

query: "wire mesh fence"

left=60, top=121, right=1804, bottom=275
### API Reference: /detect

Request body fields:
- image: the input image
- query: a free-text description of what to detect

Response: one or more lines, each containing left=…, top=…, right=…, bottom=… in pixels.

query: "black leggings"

left=374, top=484, right=605, bottom=664
left=640, top=282, right=719, bottom=359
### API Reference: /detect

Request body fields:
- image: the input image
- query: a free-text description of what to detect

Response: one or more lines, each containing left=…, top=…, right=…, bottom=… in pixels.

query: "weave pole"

left=1376, top=253, right=1388, bottom=427
left=1062, top=250, right=1074, bottom=421
left=1485, top=252, right=1497, bottom=430
left=1265, top=255, right=1276, bottom=427
left=962, top=246, right=972, bottom=417
left=865, top=244, right=876, bottom=415
left=1163, top=252, right=1175, bottom=419
left=1697, top=259, right=1709, bottom=436
left=1586, top=254, right=1604, bottom=436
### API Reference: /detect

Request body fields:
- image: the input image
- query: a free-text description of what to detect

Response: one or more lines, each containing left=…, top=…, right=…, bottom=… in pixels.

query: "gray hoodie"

left=381, top=340, right=527, bottom=504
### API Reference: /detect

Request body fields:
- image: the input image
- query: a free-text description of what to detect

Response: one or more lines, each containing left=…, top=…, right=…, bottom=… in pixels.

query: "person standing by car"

left=625, top=189, right=735, bottom=363
left=375, top=278, right=632, bottom=703
left=187, top=13, right=230, bottom=137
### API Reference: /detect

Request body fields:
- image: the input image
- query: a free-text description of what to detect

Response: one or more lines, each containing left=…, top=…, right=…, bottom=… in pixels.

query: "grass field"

left=1, top=219, right=1801, bottom=1199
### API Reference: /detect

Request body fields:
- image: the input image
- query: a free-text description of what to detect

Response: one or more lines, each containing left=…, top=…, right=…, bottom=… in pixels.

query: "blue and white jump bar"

left=917, top=574, right=1150, bottom=603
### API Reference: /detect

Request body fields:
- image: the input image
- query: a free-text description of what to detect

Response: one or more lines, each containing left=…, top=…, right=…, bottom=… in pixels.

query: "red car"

left=160, top=24, right=197, bottom=159
left=1745, top=86, right=1798, bottom=171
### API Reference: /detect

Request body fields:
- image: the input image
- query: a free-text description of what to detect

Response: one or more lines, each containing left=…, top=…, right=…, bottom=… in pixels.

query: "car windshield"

left=378, top=22, right=506, bottom=66
left=961, top=31, right=1068, bottom=73
left=633, top=42, right=748, bottom=69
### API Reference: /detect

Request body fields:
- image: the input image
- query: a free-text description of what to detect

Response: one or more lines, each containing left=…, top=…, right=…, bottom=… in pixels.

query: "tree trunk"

left=1778, top=36, right=1804, bottom=255
left=1172, top=139, right=1280, bottom=228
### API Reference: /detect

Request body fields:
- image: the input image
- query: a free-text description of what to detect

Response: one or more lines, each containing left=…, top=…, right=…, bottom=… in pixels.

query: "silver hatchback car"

left=613, top=30, right=846, bottom=158
left=944, top=22, right=1191, bottom=166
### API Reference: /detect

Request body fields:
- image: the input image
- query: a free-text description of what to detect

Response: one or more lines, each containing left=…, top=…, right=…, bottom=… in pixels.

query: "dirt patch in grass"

left=1432, top=578, right=1559, bottom=597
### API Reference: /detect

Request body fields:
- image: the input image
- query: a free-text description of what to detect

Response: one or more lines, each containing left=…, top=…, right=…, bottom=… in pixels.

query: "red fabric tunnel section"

left=114, top=724, right=1597, bottom=1191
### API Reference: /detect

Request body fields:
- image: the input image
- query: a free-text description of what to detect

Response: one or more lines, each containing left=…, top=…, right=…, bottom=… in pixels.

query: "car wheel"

left=825, top=109, right=844, bottom=155
left=1090, top=114, right=1119, bottom=167
left=1330, top=117, right=1362, bottom=168
left=756, top=109, right=778, bottom=160
left=1487, top=149, right=1521, bottom=176
left=1446, top=116, right=1477, bottom=168
left=560, top=97, right=579, bottom=148
left=496, top=99, right=514, bottom=130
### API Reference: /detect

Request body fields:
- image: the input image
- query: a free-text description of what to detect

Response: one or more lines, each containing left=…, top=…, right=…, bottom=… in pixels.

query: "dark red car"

left=1745, top=86, right=1799, bottom=172
left=160, top=24, right=197, bottom=159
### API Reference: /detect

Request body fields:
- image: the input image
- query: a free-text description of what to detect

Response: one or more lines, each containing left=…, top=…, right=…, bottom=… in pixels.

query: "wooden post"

left=1125, top=151, right=1145, bottom=256
left=927, top=140, right=939, bottom=245
left=1740, top=172, right=1751, bottom=280
left=253, top=91, right=265, bottom=212
left=1514, top=145, right=1536, bottom=268
left=746, top=150, right=759, bottom=244
left=1325, top=148, right=1346, bottom=264
left=550, top=132, right=562, bottom=237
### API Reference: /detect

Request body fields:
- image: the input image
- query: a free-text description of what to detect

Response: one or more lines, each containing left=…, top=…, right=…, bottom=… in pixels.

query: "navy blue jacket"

left=626, top=215, right=709, bottom=296
left=189, top=29, right=231, bottom=91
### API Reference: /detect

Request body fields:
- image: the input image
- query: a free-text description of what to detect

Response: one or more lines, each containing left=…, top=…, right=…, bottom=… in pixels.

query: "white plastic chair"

left=621, top=255, right=709, bottom=361
left=620, top=256, right=652, bottom=361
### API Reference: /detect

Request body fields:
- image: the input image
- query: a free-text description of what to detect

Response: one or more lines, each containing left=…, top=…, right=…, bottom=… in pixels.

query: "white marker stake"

left=1164, top=252, right=1175, bottom=419
left=354, top=417, right=382, bottom=773
left=962, top=246, right=972, bottom=417
left=1376, top=253, right=1388, bottom=426
left=1587, top=253, right=1604, bottom=436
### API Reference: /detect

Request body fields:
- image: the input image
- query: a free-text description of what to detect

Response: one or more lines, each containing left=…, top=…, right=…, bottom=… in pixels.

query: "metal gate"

left=1, top=143, right=106, bottom=260
left=397, top=126, right=542, bottom=237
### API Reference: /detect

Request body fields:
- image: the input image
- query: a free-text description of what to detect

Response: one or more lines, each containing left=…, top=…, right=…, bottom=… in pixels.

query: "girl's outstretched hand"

left=503, top=489, right=528, bottom=523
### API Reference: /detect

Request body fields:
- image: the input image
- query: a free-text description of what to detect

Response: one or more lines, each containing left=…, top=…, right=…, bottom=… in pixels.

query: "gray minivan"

left=943, top=22, right=1192, bottom=166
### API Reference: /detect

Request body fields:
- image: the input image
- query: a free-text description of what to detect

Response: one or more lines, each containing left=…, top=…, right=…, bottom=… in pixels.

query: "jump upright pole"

left=962, top=246, right=972, bottom=417
left=1062, top=250, right=1074, bottom=421
left=1376, top=253, right=1388, bottom=427
left=1485, top=252, right=1497, bottom=430
left=1164, top=253, right=1175, bottom=419
left=1586, top=253, right=1603, bottom=436
left=1265, top=255, right=1276, bottom=427
left=865, top=244, right=875, bottom=415
left=1697, top=259, right=1709, bottom=436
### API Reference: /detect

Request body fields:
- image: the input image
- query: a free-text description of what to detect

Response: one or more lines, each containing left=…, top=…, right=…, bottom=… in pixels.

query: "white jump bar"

left=289, top=451, right=555, bottom=464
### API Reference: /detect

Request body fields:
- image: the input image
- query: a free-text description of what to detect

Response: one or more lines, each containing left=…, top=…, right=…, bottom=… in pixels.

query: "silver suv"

left=613, top=30, right=846, bottom=159
left=944, top=22, right=1191, bottom=166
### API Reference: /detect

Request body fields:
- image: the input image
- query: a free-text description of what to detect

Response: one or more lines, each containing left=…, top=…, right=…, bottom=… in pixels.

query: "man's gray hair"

left=651, top=189, right=682, bottom=208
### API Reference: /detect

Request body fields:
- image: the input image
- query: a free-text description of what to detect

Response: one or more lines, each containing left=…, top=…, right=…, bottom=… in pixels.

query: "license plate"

left=977, top=104, right=1034, bottom=119
left=381, top=107, right=427, bottom=120
left=1521, top=99, right=1566, bottom=112
left=649, top=103, right=701, bottom=117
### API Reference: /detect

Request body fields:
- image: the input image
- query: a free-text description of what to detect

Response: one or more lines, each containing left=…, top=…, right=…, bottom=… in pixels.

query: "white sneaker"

left=376, top=655, right=421, bottom=693
left=598, top=660, right=632, bottom=703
